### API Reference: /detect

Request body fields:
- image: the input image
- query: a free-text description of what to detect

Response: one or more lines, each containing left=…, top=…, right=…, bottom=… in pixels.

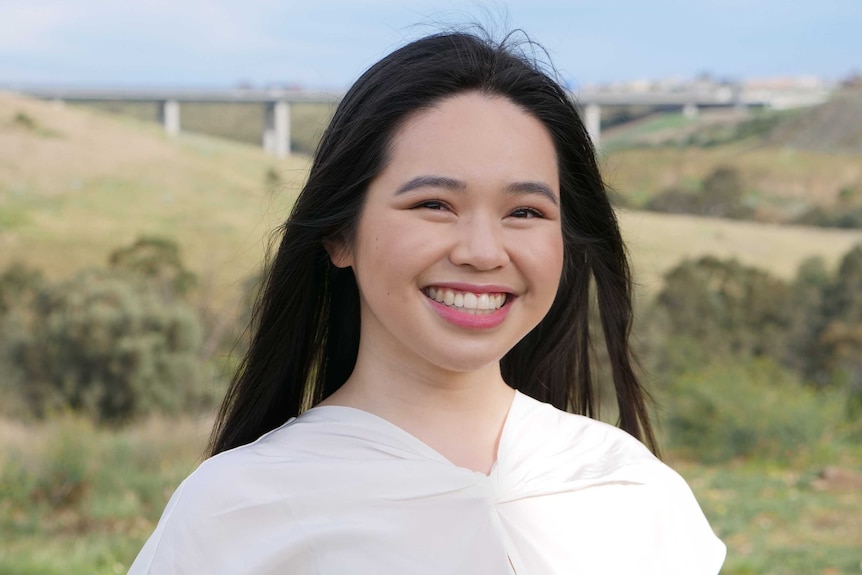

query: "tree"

left=653, top=257, right=793, bottom=370
left=109, top=236, right=196, bottom=301
left=808, top=244, right=862, bottom=404
left=825, top=245, right=862, bottom=323
left=15, top=269, right=204, bottom=423
left=647, top=166, right=751, bottom=219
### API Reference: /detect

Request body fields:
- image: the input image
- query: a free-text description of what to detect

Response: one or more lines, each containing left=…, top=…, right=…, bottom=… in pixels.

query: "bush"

left=647, top=166, right=752, bottom=219
left=794, top=205, right=862, bottom=228
left=660, top=360, right=844, bottom=463
left=108, top=236, right=196, bottom=300
left=12, top=269, right=205, bottom=423
left=0, top=263, right=47, bottom=414
left=653, top=256, right=793, bottom=366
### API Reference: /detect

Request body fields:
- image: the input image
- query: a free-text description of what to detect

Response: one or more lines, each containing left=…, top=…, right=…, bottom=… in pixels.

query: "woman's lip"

left=425, top=295, right=513, bottom=329
left=423, top=282, right=514, bottom=295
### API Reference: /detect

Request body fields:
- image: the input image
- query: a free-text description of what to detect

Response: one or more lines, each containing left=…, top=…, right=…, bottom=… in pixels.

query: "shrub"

left=653, top=256, right=793, bottom=367
left=647, top=166, right=751, bottom=219
left=108, top=236, right=196, bottom=301
left=794, top=205, right=862, bottom=229
left=12, top=111, right=36, bottom=130
left=0, top=263, right=47, bottom=415
left=13, top=269, right=204, bottom=423
left=659, top=360, right=844, bottom=463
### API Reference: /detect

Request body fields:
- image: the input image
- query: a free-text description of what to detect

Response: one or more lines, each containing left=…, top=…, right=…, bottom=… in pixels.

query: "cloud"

left=0, top=1, right=82, bottom=52
left=0, top=0, right=286, bottom=55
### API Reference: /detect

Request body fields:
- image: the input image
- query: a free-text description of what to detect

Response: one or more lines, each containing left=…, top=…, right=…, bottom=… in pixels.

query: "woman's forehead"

left=381, top=92, right=559, bottom=191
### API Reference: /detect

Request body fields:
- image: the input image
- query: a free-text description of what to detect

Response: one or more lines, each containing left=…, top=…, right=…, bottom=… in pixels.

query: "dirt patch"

left=810, top=466, right=862, bottom=491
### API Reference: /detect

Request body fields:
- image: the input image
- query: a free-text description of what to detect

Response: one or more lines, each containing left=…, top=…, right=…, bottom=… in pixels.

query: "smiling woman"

left=323, top=93, right=564, bottom=393
left=128, top=29, right=725, bottom=575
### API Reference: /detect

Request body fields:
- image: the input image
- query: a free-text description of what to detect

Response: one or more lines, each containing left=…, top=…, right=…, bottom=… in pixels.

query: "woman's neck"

left=317, top=344, right=515, bottom=474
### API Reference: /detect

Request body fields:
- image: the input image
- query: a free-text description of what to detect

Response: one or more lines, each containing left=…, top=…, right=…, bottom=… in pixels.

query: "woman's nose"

left=448, top=215, right=510, bottom=270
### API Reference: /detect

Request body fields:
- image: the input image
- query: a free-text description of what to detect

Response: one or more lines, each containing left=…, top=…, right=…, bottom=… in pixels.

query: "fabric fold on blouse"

left=128, top=390, right=726, bottom=574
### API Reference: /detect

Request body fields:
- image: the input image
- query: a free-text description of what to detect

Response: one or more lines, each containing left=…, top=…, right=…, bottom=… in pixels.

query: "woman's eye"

left=414, top=200, right=450, bottom=211
left=510, top=207, right=544, bottom=219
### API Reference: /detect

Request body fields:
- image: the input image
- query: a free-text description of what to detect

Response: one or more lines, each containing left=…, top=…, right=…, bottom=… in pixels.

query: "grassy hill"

left=2, top=92, right=861, bottom=312
left=768, top=87, right=862, bottom=153
left=603, top=87, right=862, bottom=155
left=602, top=143, right=862, bottom=220
left=600, top=89, right=862, bottom=223
left=0, top=93, right=310, bottom=312
left=619, top=209, right=862, bottom=294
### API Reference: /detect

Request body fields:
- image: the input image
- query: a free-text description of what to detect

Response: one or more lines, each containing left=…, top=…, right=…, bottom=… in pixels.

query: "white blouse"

left=128, top=390, right=726, bottom=574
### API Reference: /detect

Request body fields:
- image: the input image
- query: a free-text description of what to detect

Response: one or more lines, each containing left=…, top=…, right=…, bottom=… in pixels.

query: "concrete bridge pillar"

left=683, top=102, right=699, bottom=119
left=160, top=100, right=180, bottom=136
left=263, top=100, right=291, bottom=158
left=583, top=103, right=602, bottom=148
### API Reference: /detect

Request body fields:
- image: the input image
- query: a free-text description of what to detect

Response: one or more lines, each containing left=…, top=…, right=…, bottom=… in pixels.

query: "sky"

left=0, top=0, right=859, bottom=91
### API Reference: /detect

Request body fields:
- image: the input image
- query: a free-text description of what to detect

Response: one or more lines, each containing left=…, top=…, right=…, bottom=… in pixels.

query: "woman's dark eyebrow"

left=395, top=175, right=558, bottom=206
left=395, top=175, right=466, bottom=195
left=505, top=181, right=559, bottom=206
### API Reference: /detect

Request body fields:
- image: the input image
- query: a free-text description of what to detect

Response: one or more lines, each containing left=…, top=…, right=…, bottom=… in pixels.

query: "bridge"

left=11, top=87, right=341, bottom=158
left=8, top=85, right=827, bottom=156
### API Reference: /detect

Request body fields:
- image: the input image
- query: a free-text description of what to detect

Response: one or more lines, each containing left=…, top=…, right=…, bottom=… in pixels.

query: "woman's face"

left=332, top=91, right=564, bottom=374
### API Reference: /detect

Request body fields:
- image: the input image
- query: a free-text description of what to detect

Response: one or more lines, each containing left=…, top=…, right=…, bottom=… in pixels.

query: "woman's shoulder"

left=504, top=391, right=712, bottom=503
left=506, top=391, right=658, bottom=476
left=504, top=392, right=726, bottom=572
left=176, top=417, right=304, bottom=502
left=127, top=419, right=313, bottom=574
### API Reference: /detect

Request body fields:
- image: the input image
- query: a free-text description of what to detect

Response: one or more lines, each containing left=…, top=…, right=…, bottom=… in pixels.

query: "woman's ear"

left=323, top=238, right=354, bottom=269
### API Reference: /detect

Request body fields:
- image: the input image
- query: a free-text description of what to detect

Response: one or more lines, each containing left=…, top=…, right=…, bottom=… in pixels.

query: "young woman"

left=128, top=30, right=725, bottom=574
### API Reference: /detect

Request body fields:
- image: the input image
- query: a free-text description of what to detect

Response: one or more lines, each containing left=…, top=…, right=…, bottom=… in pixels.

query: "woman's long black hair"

left=208, top=30, right=658, bottom=456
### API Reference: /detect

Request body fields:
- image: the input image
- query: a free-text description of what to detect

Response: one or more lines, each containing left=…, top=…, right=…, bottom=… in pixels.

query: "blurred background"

left=1, top=1, right=861, bottom=573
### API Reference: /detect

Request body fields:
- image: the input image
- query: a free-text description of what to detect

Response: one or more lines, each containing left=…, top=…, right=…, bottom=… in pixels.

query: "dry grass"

left=0, top=92, right=310, bottom=311
left=619, top=209, right=862, bottom=295
left=603, top=144, right=862, bottom=208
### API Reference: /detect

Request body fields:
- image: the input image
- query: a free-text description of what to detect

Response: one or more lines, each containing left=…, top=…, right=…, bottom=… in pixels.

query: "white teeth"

left=424, top=288, right=507, bottom=312
left=463, top=293, right=478, bottom=308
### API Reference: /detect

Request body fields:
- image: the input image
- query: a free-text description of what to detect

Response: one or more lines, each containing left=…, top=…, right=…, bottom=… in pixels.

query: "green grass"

left=603, top=108, right=787, bottom=153
left=0, top=415, right=209, bottom=575
left=604, top=112, right=699, bottom=148
left=672, top=453, right=862, bottom=575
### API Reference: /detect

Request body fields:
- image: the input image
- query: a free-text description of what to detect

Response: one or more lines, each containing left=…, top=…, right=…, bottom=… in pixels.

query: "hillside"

left=0, top=92, right=310, bottom=310
left=2, top=93, right=861, bottom=310
left=768, top=87, right=862, bottom=153
left=601, top=89, right=862, bottom=222
left=619, top=209, right=862, bottom=294
left=602, top=144, right=862, bottom=218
